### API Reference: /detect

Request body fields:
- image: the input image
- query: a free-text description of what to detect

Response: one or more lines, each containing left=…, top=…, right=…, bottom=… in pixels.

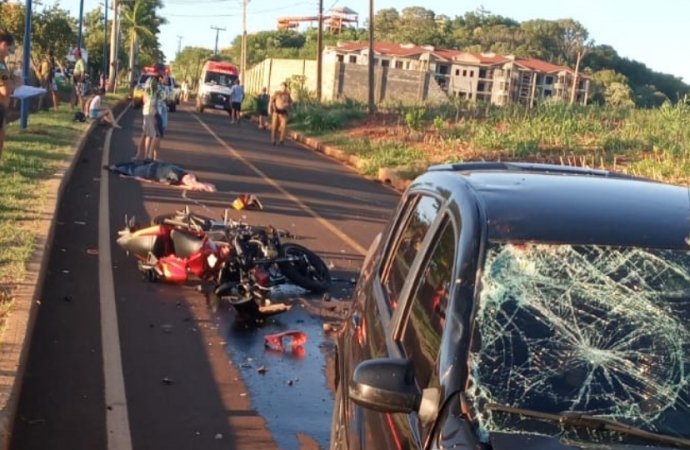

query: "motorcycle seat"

left=170, top=229, right=204, bottom=259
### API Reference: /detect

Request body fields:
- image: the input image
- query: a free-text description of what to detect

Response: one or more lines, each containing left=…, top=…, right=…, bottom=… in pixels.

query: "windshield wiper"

left=485, top=403, right=690, bottom=448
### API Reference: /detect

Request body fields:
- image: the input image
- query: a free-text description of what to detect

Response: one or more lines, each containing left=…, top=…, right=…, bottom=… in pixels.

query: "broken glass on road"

left=467, top=243, right=690, bottom=443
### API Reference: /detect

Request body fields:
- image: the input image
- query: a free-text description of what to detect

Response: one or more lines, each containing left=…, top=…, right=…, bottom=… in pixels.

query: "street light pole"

left=20, top=0, right=33, bottom=130
left=77, top=0, right=84, bottom=51
left=240, top=0, right=249, bottom=78
left=107, top=0, right=119, bottom=92
left=103, top=0, right=109, bottom=83
left=367, top=0, right=375, bottom=114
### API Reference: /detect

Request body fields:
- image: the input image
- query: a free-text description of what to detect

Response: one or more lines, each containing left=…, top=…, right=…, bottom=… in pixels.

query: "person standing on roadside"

left=256, top=86, right=269, bottom=129
left=228, top=79, right=244, bottom=125
left=181, top=79, right=189, bottom=102
left=134, top=75, right=163, bottom=160
left=0, top=30, right=22, bottom=160
left=269, top=82, right=292, bottom=145
left=39, top=48, right=59, bottom=111
left=72, top=49, right=86, bottom=111
left=152, top=66, right=170, bottom=158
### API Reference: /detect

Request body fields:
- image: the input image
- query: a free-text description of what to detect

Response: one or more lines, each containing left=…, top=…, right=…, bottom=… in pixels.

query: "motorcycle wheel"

left=233, top=298, right=261, bottom=322
left=278, top=243, right=331, bottom=294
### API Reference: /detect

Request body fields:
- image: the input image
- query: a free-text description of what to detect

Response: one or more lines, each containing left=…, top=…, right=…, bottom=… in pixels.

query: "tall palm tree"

left=121, top=0, right=164, bottom=85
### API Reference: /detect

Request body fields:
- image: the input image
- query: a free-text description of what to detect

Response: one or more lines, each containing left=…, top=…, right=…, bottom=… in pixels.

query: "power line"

left=164, top=2, right=314, bottom=18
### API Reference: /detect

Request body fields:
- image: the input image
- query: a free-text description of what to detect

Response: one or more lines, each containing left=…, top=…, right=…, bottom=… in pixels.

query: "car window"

left=382, top=194, right=442, bottom=312
left=399, top=219, right=456, bottom=389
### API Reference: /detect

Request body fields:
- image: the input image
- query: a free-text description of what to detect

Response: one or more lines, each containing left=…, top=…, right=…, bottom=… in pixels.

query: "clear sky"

left=48, top=0, right=690, bottom=82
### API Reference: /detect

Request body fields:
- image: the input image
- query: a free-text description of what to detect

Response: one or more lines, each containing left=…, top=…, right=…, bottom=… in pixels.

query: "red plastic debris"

left=264, top=330, right=307, bottom=353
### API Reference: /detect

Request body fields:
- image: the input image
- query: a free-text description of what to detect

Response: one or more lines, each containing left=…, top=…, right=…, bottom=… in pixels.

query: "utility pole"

left=113, top=1, right=122, bottom=91
left=77, top=0, right=84, bottom=52
left=316, top=0, right=323, bottom=101
left=570, top=48, right=585, bottom=105
left=176, top=35, right=183, bottom=58
left=211, top=25, right=225, bottom=56
left=241, top=0, right=249, bottom=79
left=367, top=0, right=375, bottom=114
left=107, top=0, right=119, bottom=92
left=102, top=0, right=108, bottom=83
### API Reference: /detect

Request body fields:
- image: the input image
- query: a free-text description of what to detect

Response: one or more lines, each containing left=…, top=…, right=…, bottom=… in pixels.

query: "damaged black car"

left=330, top=162, right=690, bottom=450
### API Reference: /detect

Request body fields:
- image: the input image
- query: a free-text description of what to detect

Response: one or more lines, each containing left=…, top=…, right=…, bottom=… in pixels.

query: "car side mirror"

left=349, top=358, right=419, bottom=414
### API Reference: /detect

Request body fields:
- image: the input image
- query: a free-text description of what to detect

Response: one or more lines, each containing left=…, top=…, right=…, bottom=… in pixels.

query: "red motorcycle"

left=115, top=208, right=331, bottom=322
left=116, top=215, right=226, bottom=283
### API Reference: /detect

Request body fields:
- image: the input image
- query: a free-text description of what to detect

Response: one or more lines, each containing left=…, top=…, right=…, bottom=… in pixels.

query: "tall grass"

left=290, top=97, right=690, bottom=184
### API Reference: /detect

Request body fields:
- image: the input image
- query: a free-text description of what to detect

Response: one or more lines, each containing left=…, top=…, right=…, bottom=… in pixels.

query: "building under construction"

left=277, top=6, right=358, bottom=34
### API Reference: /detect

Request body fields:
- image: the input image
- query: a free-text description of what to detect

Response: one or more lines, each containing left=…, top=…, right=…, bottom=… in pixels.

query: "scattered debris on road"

left=264, top=330, right=307, bottom=353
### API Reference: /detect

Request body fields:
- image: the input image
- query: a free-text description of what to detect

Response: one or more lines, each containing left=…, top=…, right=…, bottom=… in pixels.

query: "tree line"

left=0, top=0, right=165, bottom=88
left=189, top=7, right=686, bottom=108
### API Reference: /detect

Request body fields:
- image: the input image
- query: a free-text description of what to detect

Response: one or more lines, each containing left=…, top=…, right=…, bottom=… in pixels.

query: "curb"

left=0, top=100, right=128, bottom=449
left=247, top=115, right=414, bottom=192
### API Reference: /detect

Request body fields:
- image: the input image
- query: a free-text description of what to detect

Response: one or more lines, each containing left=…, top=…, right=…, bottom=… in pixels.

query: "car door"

left=391, top=217, right=458, bottom=449
left=354, top=192, right=445, bottom=450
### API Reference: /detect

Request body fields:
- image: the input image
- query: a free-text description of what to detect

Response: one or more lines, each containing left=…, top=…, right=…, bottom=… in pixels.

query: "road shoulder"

left=0, top=101, right=128, bottom=449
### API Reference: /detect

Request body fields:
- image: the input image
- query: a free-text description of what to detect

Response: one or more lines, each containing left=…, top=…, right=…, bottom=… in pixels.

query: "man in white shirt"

left=228, top=79, right=244, bottom=125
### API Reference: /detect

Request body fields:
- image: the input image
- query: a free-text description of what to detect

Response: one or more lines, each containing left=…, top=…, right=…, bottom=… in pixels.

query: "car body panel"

left=333, top=162, right=690, bottom=450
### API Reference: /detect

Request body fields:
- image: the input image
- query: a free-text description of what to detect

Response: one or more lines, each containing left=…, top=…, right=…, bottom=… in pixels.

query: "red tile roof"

left=458, top=52, right=509, bottom=65
left=334, top=41, right=424, bottom=56
left=433, top=49, right=464, bottom=60
left=514, top=58, right=567, bottom=73
left=331, top=42, right=587, bottom=76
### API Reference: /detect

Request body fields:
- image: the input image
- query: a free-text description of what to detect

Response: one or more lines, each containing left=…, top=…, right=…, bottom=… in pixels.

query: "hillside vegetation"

left=216, top=7, right=689, bottom=109
left=183, top=7, right=690, bottom=185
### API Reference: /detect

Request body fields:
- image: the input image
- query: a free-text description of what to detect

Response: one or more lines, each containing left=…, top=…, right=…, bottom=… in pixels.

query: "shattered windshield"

left=467, top=243, right=690, bottom=443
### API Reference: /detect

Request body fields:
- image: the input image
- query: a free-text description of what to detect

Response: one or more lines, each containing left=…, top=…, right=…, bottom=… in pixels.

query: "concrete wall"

left=244, top=58, right=448, bottom=103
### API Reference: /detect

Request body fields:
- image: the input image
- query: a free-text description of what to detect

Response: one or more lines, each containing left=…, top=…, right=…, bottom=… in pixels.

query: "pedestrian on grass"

left=72, top=49, right=86, bottom=111
left=228, top=79, right=245, bottom=125
left=86, top=87, right=121, bottom=129
left=269, top=82, right=292, bottom=145
left=39, top=48, right=59, bottom=111
left=0, top=29, right=22, bottom=161
left=256, top=86, right=269, bottom=129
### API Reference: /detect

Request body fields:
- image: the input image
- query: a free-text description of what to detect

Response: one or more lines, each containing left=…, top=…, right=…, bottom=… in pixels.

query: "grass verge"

left=0, top=93, right=127, bottom=336
left=284, top=98, right=690, bottom=185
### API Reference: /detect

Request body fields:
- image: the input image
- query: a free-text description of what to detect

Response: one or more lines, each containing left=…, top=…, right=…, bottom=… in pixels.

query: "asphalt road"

left=10, top=102, right=401, bottom=450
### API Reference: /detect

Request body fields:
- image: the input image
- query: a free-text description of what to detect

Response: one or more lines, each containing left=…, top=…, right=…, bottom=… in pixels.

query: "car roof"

left=427, top=162, right=690, bottom=249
